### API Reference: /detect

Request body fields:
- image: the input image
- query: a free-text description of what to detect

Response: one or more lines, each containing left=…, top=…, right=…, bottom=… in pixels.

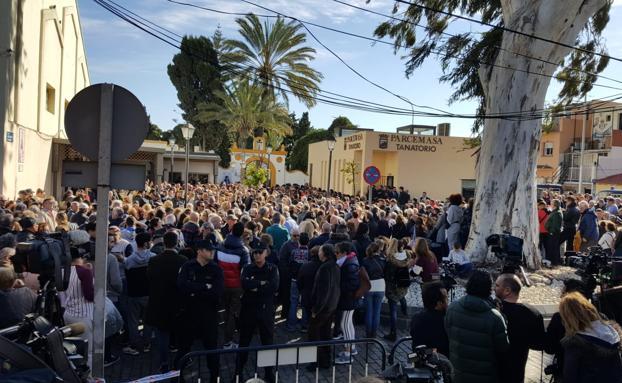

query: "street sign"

left=61, top=161, right=146, bottom=190
left=363, top=165, right=381, bottom=185
left=65, top=83, right=149, bottom=162
left=64, top=84, right=148, bottom=378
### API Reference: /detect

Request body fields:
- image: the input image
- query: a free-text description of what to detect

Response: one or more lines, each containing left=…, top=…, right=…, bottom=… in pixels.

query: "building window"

left=606, top=115, right=611, bottom=122
left=46, top=84, right=55, bottom=114
left=543, top=142, right=554, bottom=157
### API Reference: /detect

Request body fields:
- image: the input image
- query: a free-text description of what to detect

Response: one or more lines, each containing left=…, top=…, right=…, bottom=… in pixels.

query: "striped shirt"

left=60, top=265, right=94, bottom=319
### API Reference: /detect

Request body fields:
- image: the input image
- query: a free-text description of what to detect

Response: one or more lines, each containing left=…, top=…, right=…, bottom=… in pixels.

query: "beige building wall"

left=0, top=0, right=90, bottom=198
left=309, top=131, right=477, bottom=199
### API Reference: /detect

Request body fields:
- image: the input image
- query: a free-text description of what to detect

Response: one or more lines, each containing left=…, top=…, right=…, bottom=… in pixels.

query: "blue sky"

left=78, top=0, right=622, bottom=138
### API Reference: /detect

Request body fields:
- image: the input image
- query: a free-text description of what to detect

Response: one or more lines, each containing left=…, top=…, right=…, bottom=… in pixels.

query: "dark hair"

left=125, top=216, right=135, bottom=227
left=135, top=232, right=152, bottom=248
left=422, top=281, right=446, bottom=310
left=354, top=222, right=369, bottom=239
left=365, top=242, right=381, bottom=258
left=465, top=270, right=492, bottom=299
left=320, top=244, right=336, bottom=261
left=232, top=222, right=245, bottom=237
left=448, top=193, right=463, bottom=206
left=246, top=221, right=257, bottom=232
left=564, top=279, right=589, bottom=300
left=498, top=274, right=522, bottom=295
left=299, top=232, right=310, bottom=246
left=335, top=242, right=351, bottom=255
left=84, top=222, right=97, bottom=232
left=163, top=231, right=178, bottom=249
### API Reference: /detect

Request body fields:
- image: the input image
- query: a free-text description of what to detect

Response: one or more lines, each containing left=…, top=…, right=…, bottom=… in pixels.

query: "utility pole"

left=578, top=94, right=588, bottom=194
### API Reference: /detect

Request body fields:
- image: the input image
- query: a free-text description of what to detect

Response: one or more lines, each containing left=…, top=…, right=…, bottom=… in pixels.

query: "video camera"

left=403, top=346, right=449, bottom=383
left=0, top=314, right=89, bottom=383
left=486, top=233, right=531, bottom=286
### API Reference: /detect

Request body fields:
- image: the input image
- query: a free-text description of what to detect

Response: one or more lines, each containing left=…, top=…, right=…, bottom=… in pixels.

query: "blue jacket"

left=337, top=253, right=360, bottom=310
left=578, top=209, right=599, bottom=242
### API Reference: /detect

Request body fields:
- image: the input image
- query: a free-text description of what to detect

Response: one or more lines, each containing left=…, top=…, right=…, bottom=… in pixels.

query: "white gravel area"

left=404, top=266, right=581, bottom=307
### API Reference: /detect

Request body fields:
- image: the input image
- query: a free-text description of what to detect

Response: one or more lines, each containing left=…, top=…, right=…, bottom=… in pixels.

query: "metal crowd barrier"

left=388, top=336, right=413, bottom=365
left=176, top=338, right=387, bottom=383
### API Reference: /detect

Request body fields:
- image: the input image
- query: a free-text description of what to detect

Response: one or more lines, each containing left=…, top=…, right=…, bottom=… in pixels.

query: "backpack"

left=395, top=266, right=412, bottom=288
left=354, top=266, right=371, bottom=299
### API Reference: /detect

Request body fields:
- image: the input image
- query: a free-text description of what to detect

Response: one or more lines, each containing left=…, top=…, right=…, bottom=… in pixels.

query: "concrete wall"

left=0, top=0, right=90, bottom=198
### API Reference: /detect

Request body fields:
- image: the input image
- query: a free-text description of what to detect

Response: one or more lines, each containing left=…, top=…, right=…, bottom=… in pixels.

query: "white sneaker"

left=334, top=353, right=352, bottom=365
left=223, top=342, right=238, bottom=350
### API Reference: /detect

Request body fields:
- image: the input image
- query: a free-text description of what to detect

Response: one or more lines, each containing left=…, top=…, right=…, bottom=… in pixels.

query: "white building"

left=0, top=0, right=90, bottom=198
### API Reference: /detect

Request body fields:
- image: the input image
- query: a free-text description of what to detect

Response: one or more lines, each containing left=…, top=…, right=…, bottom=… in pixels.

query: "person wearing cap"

left=236, top=244, right=279, bottom=382
left=175, top=240, right=223, bottom=382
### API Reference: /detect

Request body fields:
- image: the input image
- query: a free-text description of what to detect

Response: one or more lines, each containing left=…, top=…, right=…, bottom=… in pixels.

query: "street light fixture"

left=180, top=123, right=196, bottom=206
left=168, top=137, right=176, bottom=183
left=266, top=143, right=273, bottom=187
left=326, top=137, right=336, bottom=196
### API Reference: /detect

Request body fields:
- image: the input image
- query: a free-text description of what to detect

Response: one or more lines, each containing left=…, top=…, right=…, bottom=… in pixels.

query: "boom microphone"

left=60, top=322, right=86, bottom=337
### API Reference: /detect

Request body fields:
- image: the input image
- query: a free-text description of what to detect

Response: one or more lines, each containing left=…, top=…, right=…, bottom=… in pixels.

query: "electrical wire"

left=393, top=0, right=622, bottom=63
left=93, top=0, right=622, bottom=121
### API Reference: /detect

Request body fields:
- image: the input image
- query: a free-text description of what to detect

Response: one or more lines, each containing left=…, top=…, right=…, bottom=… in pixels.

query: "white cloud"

left=614, top=0, right=622, bottom=7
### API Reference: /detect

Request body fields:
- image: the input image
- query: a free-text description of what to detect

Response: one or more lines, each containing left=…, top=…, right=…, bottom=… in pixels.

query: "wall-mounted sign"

left=6, top=131, right=13, bottom=143
left=343, top=133, right=363, bottom=150
left=390, top=134, right=443, bottom=152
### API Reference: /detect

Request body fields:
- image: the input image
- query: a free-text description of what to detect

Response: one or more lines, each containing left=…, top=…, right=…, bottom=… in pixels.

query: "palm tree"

left=222, top=14, right=323, bottom=107
left=197, top=80, right=292, bottom=147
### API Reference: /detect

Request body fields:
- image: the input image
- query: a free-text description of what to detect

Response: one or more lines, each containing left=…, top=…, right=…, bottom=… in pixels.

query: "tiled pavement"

left=104, top=307, right=554, bottom=383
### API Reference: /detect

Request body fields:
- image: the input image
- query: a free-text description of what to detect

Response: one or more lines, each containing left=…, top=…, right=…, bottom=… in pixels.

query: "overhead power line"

left=331, top=0, right=622, bottom=87
left=393, top=0, right=622, bottom=63
left=93, top=0, right=622, bottom=122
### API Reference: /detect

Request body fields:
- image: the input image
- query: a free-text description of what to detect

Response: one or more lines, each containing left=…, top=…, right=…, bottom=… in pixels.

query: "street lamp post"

left=326, top=137, right=336, bottom=196
left=266, top=144, right=273, bottom=187
left=168, top=137, right=176, bottom=183
left=180, top=123, right=196, bottom=206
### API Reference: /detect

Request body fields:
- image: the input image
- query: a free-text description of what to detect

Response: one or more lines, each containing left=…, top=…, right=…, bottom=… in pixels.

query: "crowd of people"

left=0, top=183, right=621, bottom=383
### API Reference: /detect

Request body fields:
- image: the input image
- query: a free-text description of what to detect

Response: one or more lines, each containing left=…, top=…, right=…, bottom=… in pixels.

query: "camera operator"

left=0, top=267, right=36, bottom=328
left=494, top=274, right=545, bottom=383
left=410, top=281, right=449, bottom=357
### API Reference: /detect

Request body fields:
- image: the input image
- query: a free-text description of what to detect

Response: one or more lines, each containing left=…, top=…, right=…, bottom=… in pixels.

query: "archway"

left=245, top=156, right=277, bottom=187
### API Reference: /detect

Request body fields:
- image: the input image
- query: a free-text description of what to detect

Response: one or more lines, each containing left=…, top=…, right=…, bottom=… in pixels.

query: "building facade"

left=307, top=124, right=478, bottom=200
left=536, top=100, right=622, bottom=193
left=0, top=0, right=90, bottom=198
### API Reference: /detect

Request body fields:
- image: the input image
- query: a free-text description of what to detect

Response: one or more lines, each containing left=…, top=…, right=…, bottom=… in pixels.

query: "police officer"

left=236, top=244, right=279, bottom=383
left=175, top=240, right=224, bottom=383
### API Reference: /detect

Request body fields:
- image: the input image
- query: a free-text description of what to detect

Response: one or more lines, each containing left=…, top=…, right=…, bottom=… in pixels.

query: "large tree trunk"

left=467, top=0, right=606, bottom=269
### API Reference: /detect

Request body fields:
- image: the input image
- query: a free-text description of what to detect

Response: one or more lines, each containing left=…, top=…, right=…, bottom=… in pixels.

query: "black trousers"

left=545, top=232, right=562, bottom=265
left=175, top=312, right=219, bottom=383
left=236, top=304, right=275, bottom=380
left=560, top=228, right=576, bottom=251
left=278, top=267, right=291, bottom=318
left=308, top=312, right=334, bottom=368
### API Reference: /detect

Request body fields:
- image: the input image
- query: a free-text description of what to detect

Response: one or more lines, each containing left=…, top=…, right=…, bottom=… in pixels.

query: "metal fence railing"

left=176, top=338, right=387, bottom=383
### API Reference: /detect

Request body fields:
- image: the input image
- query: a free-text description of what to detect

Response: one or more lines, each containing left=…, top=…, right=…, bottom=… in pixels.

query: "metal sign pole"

left=368, top=185, right=372, bottom=205
left=92, top=84, right=113, bottom=377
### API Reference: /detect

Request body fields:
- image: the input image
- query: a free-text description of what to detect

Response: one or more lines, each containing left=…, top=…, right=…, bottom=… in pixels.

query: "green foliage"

left=288, top=129, right=334, bottom=172
left=167, top=36, right=231, bottom=156
left=243, top=162, right=268, bottom=188
left=196, top=79, right=292, bottom=147
left=328, top=116, right=357, bottom=134
left=370, top=0, right=612, bottom=132
left=340, top=160, right=359, bottom=195
left=284, top=112, right=314, bottom=170
left=222, top=14, right=323, bottom=107
left=146, top=115, right=163, bottom=140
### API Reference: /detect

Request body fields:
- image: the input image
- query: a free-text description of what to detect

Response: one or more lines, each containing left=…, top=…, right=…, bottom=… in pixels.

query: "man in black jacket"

left=175, top=240, right=223, bottom=382
left=495, top=274, right=545, bottom=383
left=146, top=231, right=187, bottom=373
left=307, top=244, right=341, bottom=370
left=236, top=244, right=279, bottom=382
left=561, top=196, right=580, bottom=251
left=410, top=281, right=449, bottom=357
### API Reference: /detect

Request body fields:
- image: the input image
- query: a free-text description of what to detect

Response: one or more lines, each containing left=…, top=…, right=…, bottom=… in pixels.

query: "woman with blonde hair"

left=54, top=212, right=71, bottom=233
left=559, top=292, right=622, bottom=383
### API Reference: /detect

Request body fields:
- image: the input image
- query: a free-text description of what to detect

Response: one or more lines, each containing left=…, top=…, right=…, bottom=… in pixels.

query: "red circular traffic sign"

left=363, top=166, right=381, bottom=185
